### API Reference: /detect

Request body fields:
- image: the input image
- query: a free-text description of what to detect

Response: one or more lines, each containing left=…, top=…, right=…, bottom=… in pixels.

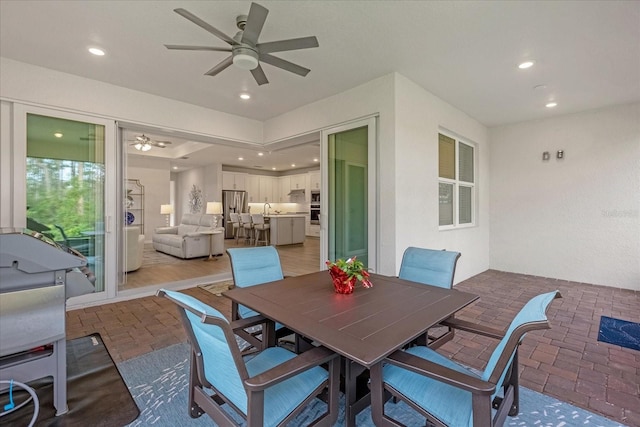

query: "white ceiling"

left=2, top=1, right=639, bottom=170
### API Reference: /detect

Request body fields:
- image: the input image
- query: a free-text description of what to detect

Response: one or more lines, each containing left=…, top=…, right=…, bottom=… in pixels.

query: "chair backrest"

left=251, top=214, right=265, bottom=225
left=240, top=213, right=252, bottom=226
left=482, top=291, right=560, bottom=392
left=158, top=289, right=250, bottom=413
left=227, top=246, right=284, bottom=318
left=398, top=247, right=461, bottom=289
left=229, top=212, right=239, bottom=223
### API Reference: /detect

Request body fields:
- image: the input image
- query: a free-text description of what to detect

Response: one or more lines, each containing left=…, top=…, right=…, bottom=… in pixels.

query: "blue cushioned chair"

left=158, top=289, right=340, bottom=427
left=370, top=290, right=561, bottom=427
left=227, top=246, right=296, bottom=353
left=399, top=247, right=461, bottom=348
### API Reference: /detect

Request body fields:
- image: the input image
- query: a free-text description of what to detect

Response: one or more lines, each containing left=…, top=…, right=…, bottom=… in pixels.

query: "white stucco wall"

left=393, top=74, right=490, bottom=283
left=0, top=58, right=262, bottom=144
left=489, top=103, right=640, bottom=290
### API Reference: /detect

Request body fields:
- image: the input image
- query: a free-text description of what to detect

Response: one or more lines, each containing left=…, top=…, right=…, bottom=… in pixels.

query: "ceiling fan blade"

left=251, top=65, right=269, bottom=86
left=257, top=36, right=319, bottom=54
left=259, top=53, right=311, bottom=77
left=204, top=56, right=234, bottom=76
left=241, top=2, right=268, bottom=46
left=173, top=8, right=235, bottom=45
left=165, top=44, right=232, bottom=52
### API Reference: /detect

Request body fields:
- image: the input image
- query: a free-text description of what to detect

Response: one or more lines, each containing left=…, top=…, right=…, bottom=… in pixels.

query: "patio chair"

left=227, top=246, right=299, bottom=353
left=370, top=290, right=561, bottom=427
left=398, top=247, right=461, bottom=348
left=157, top=289, right=340, bottom=427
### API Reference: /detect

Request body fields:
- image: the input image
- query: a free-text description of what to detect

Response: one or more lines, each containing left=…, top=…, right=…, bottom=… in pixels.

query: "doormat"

left=598, top=316, right=640, bottom=351
left=198, top=280, right=234, bottom=296
left=0, top=333, right=139, bottom=426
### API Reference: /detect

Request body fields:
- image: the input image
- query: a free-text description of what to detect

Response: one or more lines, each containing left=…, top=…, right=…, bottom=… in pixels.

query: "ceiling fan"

left=164, top=2, right=319, bottom=86
left=129, top=134, right=172, bottom=152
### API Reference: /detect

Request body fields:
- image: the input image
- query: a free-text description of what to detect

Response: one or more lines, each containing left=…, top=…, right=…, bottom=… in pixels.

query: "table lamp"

left=206, top=202, right=223, bottom=228
left=160, top=204, right=174, bottom=226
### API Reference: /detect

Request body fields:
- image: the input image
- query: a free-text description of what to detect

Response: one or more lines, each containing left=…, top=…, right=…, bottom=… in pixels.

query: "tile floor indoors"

left=66, top=261, right=639, bottom=426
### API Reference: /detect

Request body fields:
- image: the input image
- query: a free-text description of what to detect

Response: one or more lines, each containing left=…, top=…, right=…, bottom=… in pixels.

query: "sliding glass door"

left=16, top=105, right=117, bottom=304
left=321, top=117, right=377, bottom=272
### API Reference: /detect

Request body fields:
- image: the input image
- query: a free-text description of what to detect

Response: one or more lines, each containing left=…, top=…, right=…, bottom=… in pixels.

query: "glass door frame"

left=13, top=103, right=118, bottom=305
left=320, top=116, right=378, bottom=272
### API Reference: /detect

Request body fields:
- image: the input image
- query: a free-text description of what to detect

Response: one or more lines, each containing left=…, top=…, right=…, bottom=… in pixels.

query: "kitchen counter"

left=266, top=215, right=306, bottom=245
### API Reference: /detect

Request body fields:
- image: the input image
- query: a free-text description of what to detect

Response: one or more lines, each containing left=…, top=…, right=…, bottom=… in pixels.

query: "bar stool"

left=240, top=213, right=254, bottom=245
left=251, top=214, right=270, bottom=246
left=229, top=212, right=241, bottom=244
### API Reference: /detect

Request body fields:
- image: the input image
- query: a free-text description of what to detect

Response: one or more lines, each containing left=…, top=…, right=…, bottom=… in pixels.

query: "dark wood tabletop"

left=224, top=270, right=479, bottom=368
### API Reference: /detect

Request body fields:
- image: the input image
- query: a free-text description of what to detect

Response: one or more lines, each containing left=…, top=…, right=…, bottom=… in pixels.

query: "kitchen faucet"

left=263, top=202, right=271, bottom=215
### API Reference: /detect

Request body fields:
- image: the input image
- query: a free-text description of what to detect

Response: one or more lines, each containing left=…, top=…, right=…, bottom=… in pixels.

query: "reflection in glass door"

left=324, top=117, right=377, bottom=271
left=25, top=113, right=108, bottom=294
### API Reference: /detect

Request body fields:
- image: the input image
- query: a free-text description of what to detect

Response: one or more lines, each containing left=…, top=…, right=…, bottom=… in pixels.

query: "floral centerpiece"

left=325, top=257, right=372, bottom=294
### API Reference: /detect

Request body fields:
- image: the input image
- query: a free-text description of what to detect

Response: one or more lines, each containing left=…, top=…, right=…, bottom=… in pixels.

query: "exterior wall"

left=489, top=103, right=640, bottom=290
left=393, top=74, right=490, bottom=283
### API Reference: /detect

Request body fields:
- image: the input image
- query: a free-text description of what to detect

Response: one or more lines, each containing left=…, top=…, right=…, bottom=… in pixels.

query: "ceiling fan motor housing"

left=232, top=30, right=259, bottom=70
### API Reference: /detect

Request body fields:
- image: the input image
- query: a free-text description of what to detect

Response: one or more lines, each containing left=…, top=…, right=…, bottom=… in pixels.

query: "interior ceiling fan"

left=164, top=2, right=319, bottom=86
left=129, top=134, right=172, bottom=151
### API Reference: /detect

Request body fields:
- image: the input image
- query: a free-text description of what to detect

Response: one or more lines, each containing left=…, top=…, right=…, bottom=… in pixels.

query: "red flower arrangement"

left=325, top=257, right=372, bottom=294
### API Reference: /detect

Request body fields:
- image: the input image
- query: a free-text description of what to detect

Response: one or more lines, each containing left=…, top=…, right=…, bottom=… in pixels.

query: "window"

left=438, top=132, right=475, bottom=228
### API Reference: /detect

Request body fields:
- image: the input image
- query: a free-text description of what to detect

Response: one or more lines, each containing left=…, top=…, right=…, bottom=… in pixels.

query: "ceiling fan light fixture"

left=233, top=48, right=259, bottom=70
left=135, top=142, right=152, bottom=151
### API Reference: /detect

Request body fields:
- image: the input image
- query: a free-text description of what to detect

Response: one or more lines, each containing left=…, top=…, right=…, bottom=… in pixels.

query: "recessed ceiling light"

left=291, top=164, right=296, bottom=167
left=172, top=166, right=178, bottom=170
left=272, top=167, right=276, bottom=170
left=89, top=47, right=105, bottom=56
left=240, top=93, right=251, bottom=100
left=258, top=152, right=263, bottom=156
left=238, top=157, right=244, bottom=161
left=54, top=132, right=63, bottom=138
left=313, top=158, right=319, bottom=162
left=518, top=60, right=535, bottom=69
left=545, top=102, right=557, bottom=108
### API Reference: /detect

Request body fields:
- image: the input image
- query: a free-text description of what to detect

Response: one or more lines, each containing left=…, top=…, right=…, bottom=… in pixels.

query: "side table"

left=199, top=230, right=222, bottom=261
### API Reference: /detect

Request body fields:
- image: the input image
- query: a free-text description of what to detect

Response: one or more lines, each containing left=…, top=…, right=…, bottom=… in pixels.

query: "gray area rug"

left=118, top=343, right=628, bottom=427
left=142, top=244, right=183, bottom=265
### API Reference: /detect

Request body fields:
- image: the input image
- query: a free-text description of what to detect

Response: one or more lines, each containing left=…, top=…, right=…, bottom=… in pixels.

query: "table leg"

left=344, top=359, right=370, bottom=427
left=204, top=233, right=216, bottom=261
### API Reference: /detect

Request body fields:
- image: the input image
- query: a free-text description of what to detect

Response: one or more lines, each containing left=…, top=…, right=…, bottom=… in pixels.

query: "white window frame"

left=438, top=131, right=476, bottom=230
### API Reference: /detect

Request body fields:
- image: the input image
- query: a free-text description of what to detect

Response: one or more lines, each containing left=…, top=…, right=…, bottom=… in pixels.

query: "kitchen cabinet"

left=246, top=175, right=260, bottom=202
left=309, top=171, right=321, bottom=190
left=268, top=215, right=305, bottom=245
left=278, top=176, right=290, bottom=202
left=259, top=176, right=275, bottom=202
left=222, top=172, right=247, bottom=190
left=289, top=174, right=306, bottom=190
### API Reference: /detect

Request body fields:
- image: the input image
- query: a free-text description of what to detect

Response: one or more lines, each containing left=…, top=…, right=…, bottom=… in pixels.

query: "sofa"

left=125, top=226, right=145, bottom=272
left=152, top=213, right=224, bottom=259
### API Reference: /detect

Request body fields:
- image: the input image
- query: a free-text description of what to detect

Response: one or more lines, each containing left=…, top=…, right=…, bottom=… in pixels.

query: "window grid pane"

left=439, top=182, right=454, bottom=226
left=459, top=142, right=474, bottom=183
left=438, top=134, right=455, bottom=179
left=459, top=185, right=472, bottom=224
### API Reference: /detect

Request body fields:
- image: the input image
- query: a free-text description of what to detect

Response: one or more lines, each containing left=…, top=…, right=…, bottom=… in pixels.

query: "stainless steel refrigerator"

left=222, top=190, right=247, bottom=238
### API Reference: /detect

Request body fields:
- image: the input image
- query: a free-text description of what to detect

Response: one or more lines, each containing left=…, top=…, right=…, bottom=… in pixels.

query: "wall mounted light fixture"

left=542, top=151, right=550, bottom=161
left=557, top=150, right=564, bottom=159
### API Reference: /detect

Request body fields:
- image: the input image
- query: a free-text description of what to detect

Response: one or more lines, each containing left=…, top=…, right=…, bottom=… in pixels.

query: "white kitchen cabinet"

left=222, top=172, right=247, bottom=190
left=278, top=176, right=290, bottom=202
left=289, top=174, right=306, bottom=190
left=268, top=215, right=306, bottom=245
left=259, top=176, right=275, bottom=202
left=309, top=171, right=321, bottom=190
left=246, top=175, right=260, bottom=202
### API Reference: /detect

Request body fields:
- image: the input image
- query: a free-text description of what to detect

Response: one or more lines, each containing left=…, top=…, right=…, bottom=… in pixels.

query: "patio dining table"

left=223, top=270, right=479, bottom=426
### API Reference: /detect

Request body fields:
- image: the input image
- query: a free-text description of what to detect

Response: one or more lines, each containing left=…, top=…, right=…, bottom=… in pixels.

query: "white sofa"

left=125, top=226, right=145, bottom=272
left=152, top=213, right=224, bottom=259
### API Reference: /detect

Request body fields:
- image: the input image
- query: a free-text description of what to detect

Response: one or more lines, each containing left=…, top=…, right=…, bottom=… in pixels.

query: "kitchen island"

left=265, top=214, right=306, bottom=246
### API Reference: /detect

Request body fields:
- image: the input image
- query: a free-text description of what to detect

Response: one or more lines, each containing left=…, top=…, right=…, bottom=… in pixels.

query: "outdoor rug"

left=0, top=333, right=139, bottom=426
left=118, top=342, right=628, bottom=427
left=198, top=280, right=234, bottom=296
left=598, top=316, right=640, bottom=352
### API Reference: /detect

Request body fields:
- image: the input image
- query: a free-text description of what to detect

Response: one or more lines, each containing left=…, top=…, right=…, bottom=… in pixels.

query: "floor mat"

left=598, top=316, right=640, bottom=351
left=0, top=333, right=139, bottom=427
left=197, top=280, right=234, bottom=296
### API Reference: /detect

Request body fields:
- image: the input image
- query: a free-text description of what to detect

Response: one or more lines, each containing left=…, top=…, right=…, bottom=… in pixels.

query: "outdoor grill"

left=0, top=230, right=95, bottom=416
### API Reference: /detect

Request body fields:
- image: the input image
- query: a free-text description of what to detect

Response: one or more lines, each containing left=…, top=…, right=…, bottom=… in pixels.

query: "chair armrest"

left=245, top=346, right=339, bottom=391
left=155, top=226, right=178, bottom=234
left=441, top=317, right=505, bottom=340
left=229, top=314, right=270, bottom=331
left=385, top=350, right=495, bottom=395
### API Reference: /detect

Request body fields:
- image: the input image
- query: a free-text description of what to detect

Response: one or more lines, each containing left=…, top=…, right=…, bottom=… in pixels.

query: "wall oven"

left=310, top=206, right=320, bottom=224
